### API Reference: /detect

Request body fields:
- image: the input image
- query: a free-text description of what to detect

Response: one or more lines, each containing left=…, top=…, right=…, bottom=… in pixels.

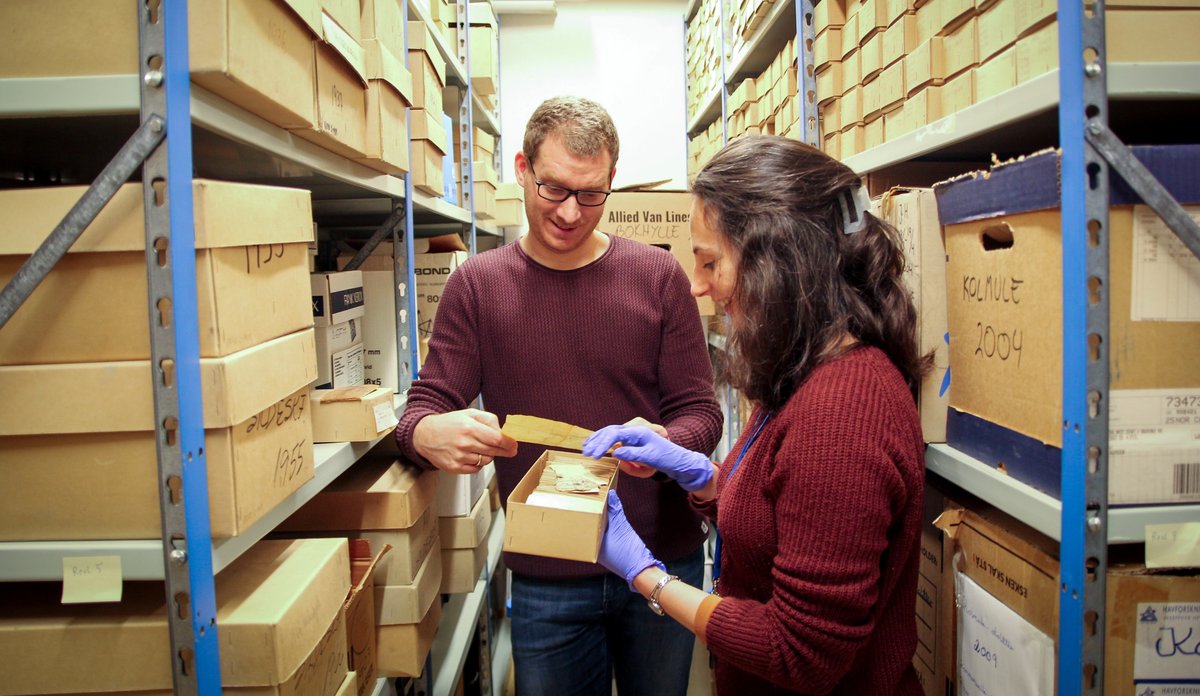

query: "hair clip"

left=837, top=185, right=872, bottom=235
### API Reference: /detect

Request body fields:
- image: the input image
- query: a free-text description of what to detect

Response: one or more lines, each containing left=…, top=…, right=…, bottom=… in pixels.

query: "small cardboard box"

left=292, top=25, right=370, bottom=160
left=904, top=36, right=946, bottom=95
left=312, top=271, right=366, bottom=326
left=415, top=234, right=469, bottom=339
left=362, top=506, right=441, bottom=585
left=279, top=458, right=439, bottom=531
left=374, top=541, right=443, bottom=624
left=359, top=39, right=413, bottom=175
left=876, top=188, right=948, bottom=442
left=487, top=468, right=501, bottom=511
left=440, top=488, right=493, bottom=549
left=469, top=22, right=499, bottom=96
left=504, top=450, right=619, bottom=563
left=407, top=20, right=448, bottom=111
left=977, top=0, right=1015, bottom=61
left=377, top=595, right=441, bottom=677
left=816, top=61, right=843, bottom=103
left=441, top=533, right=488, bottom=593
left=841, top=12, right=860, bottom=58
left=861, top=31, right=885, bottom=81
left=815, top=0, right=847, bottom=34
left=0, top=385, right=315, bottom=540
left=310, top=385, right=397, bottom=442
left=495, top=182, right=526, bottom=228
left=0, top=0, right=317, bottom=128
left=410, top=108, right=449, bottom=196
left=976, top=46, right=1016, bottom=102
left=814, top=27, right=843, bottom=67
left=603, top=190, right=717, bottom=316
left=336, top=251, right=408, bottom=393
left=882, top=13, right=918, bottom=68
left=315, top=318, right=363, bottom=389
left=859, top=0, right=891, bottom=42
left=935, top=146, right=1200, bottom=503
left=939, top=67, right=974, bottom=114
left=842, top=48, right=862, bottom=94
left=0, top=180, right=314, bottom=364
left=361, top=0, right=407, bottom=59
left=0, top=538, right=350, bottom=693
left=942, top=15, right=978, bottom=79
left=437, top=466, right=489, bottom=517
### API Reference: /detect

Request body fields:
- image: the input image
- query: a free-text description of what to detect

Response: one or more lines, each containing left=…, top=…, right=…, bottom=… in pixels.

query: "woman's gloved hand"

left=598, top=491, right=662, bottom=589
left=582, top=426, right=715, bottom=492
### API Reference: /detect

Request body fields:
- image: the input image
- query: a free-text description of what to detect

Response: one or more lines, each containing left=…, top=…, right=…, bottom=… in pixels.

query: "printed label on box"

left=1135, top=602, right=1200, bottom=688
left=1131, top=205, right=1200, bottom=322
left=1109, top=388, right=1200, bottom=503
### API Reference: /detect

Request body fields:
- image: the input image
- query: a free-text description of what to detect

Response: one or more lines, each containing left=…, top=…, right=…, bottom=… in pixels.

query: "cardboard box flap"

left=321, top=11, right=368, bottom=83
left=365, top=39, right=414, bottom=104
left=0, top=180, right=314, bottom=255
left=934, top=145, right=1200, bottom=225
left=413, top=233, right=469, bottom=253
left=497, top=181, right=525, bottom=200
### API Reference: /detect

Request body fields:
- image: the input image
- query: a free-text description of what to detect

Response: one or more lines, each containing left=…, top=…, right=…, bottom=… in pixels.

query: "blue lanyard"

left=711, top=410, right=773, bottom=589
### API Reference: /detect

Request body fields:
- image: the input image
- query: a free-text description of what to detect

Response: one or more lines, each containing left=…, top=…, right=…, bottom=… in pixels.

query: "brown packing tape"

left=322, top=385, right=380, bottom=403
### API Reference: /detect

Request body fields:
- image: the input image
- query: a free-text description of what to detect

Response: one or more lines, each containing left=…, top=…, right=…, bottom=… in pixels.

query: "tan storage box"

left=504, top=450, right=619, bottom=563
left=0, top=538, right=350, bottom=694
left=374, top=541, right=443, bottom=625
left=410, top=108, right=449, bottom=197
left=361, top=506, right=441, bottom=585
left=439, top=491, right=492, bottom=550
left=345, top=539, right=388, bottom=696
left=0, top=385, right=315, bottom=540
left=441, top=534, right=488, bottom=594
left=407, top=20, right=448, bottom=111
left=281, top=458, right=439, bottom=532
left=361, top=0, right=407, bottom=59
left=377, top=596, right=441, bottom=677
left=360, top=39, right=413, bottom=175
left=310, top=385, right=398, bottom=443
left=0, top=181, right=314, bottom=364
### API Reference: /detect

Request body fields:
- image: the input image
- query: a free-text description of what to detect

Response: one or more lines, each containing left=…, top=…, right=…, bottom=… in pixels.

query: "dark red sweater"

left=397, top=236, right=723, bottom=579
left=704, top=347, right=925, bottom=696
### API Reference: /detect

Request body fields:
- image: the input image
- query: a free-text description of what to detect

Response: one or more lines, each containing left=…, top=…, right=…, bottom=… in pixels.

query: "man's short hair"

left=522, top=96, right=620, bottom=170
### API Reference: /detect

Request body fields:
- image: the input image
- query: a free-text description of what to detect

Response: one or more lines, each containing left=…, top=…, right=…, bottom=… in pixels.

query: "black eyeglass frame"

left=528, top=162, right=611, bottom=207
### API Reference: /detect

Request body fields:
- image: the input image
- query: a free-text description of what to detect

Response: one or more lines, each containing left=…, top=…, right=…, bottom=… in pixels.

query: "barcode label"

left=1175, top=462, right=1200, bottom=496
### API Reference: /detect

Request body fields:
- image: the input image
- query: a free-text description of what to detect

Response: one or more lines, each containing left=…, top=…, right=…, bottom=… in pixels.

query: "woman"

left=582, top=135, right=930, bottom=695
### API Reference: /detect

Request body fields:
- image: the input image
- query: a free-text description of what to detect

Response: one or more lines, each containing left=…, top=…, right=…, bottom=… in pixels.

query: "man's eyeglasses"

left=529, top=163, right=610, bottom=207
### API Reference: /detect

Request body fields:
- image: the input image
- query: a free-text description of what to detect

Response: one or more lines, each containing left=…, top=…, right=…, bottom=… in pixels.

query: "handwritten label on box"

left=1146, top=523, right=1200, bottom=569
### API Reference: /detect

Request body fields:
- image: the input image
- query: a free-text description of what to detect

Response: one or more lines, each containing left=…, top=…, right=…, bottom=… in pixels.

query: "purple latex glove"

left=599, top=491, right=663, bottom=590
left=582, top=425, right=714, bottom=492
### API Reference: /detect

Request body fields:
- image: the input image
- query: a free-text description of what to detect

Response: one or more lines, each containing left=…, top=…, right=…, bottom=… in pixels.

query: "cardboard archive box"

left=281, top=457, right=439, bottom=532
left=361, top=0, right=407, bottom=60
left=407, top=20, right=448, bottom=111
left=415, top=234, right=470, bottom=342
left=0, top=331, right=318, bottom=540
left=374, top=540, right=443, bottom=625
left=0, top=538, right=351, bottom=694
left=336, top=249, right=409, bottom=393
left=468, top=2, right=499, bottom=96
left=604, top=190, right=716, bottom=315
left=360, top=38, right=413, bottom=175
left=875, top=188, right=949, bottom=442
left=310, top=385, right=398, bottom=442
left=0, top=181, right=314, bottom=364
left=437, top=465, right=490, bottom=518
left=312, top=271, right=367, bottom=326
left=410, top=107, right=450, bottom=197
left=0, top=0, right=321, bottom=130
left=504, top=450, right=620, bottom=563
left=290, top=12, right=370, bottom=160
left=377, top=593, right=441, bottom=677
left=473, top=159, right=500, bottom=220
left=440, top=491, right=494, bottom=594
left=937, top=508, right=1200, bottom=695
left=361, top=505, right=441, bottom=586
left=934, top=146, right=1200, bottom=504
left=495, top=181, right=526, bottom=228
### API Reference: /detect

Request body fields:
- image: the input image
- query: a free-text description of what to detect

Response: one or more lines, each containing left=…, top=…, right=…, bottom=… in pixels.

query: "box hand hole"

left=979, top=223, right=1014, bottom=251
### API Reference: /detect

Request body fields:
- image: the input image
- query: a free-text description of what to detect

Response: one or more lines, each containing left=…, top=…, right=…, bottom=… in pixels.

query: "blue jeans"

left=510, top=548, right=704, bottom=696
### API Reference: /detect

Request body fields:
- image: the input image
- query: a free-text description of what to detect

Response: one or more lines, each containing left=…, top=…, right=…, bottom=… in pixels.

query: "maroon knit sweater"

left=703, top=347, right=925, bottom=696
left=397, top=236, right=723, bottom=579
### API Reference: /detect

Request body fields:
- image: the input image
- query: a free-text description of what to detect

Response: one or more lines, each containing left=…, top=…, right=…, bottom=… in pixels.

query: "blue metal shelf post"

left=142, top=1, right=221, bottom=692
left=1058, top=0, right=1112, bottom=693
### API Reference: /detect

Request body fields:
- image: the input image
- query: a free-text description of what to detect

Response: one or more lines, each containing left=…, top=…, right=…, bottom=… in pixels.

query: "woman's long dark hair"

left=692, top=135, right=931, bottom=412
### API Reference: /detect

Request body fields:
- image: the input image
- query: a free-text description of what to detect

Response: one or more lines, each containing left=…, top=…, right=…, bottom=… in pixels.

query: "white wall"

left=495, top=0, right=691, bottom=191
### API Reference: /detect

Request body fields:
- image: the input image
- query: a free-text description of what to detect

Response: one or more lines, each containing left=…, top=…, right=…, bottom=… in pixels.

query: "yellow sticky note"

left=1145, top=523, right=1200, bottom=569
left=62, top=555, right=123, bottom=604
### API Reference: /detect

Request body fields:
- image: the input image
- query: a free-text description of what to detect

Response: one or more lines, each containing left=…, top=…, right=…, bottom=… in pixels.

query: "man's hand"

left=616, top=420, right=668, bottom=478
left=413, top=409, right=518, bottom=474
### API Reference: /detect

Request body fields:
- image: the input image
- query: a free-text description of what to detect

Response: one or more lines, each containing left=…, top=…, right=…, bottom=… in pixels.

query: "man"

left=395, top=96, right=722, bottom=696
